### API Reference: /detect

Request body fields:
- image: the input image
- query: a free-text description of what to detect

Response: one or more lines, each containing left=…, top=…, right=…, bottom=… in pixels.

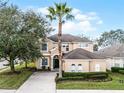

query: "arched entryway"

left=53, top=55, right=59, bottom=69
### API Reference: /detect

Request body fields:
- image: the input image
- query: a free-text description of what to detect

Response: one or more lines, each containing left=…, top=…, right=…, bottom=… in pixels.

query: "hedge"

left=119, top=70, right=124, bottom=74
left=56, top=77, right=84, bottom=82
left=62, top=72, right=108, bottom=79
left=111, top=67, right=124, bottom=72
left=56, top=72, right=110, bottom=82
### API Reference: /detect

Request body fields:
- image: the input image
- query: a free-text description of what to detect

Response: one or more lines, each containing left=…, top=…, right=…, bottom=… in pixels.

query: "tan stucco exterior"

left=63, top=59, right=106, bottom=72
left=63, top=59, right=90, bottom=72
left=36, top=37, right=106, bottom=72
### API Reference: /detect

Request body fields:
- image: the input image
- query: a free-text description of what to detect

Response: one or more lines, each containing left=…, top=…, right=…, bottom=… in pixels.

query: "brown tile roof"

left=48, top=34, right=92, bottom=42
left=95, top=44, right=124, bottom=57
left=64, top=48, right=105, bottom=59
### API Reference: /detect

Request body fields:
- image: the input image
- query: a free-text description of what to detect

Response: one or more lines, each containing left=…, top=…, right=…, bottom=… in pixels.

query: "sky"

left=9, top=0, right=124, bottom=39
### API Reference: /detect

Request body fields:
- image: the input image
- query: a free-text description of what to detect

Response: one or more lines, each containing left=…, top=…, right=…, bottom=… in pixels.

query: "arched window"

left=78, top=64, right=82, bottom=72
left=71, top=64, right=76, bottom=72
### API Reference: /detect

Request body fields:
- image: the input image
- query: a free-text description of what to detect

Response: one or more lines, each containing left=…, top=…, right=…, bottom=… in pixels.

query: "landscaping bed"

left=56, top=72, right=124, bottom=90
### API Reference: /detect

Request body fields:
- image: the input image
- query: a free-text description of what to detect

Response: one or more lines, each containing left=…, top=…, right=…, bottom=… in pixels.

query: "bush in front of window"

left=111, top=67, right=124, bottom=72
left=56, top=72, right=111, bottom=82
left=42, top=66, right=46, bottom=70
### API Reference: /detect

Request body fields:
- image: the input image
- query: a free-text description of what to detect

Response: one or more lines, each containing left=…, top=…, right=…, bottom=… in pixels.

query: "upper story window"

left=80, top=43, right=88, bottom=48
left=42, top=43, right=48, bottom=51
left=66, top=45, right=69, bottom=51
left=62, top=43, right=69, bottom=51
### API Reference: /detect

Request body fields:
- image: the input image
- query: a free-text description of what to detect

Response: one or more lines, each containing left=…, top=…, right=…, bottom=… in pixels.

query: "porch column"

left=51, top=56, right=53, bottom=70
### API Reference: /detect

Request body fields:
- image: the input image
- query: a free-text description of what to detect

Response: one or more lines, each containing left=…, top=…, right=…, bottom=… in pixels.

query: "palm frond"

left=47, top=6, right=56, bottom=16
left=46, top=14, right=56, bottom=21
left=61, top=2, right=67, bottom=12
left=47, top=2, right=74, bottom=22
left=66, top=14, right=74, bottom=21
left=65, top=7, right=72, bottom=14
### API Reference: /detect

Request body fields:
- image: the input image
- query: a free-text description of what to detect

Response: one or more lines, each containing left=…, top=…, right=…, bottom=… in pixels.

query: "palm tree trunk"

left=58, top=17, right=62, bottom=78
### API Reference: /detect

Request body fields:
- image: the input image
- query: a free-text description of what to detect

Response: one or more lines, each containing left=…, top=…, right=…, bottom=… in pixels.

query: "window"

left=62, top=44, right=69, bottom=51
left=78, top=64, right=82, bottom=72
left=114, top=63, right=120, bottom=67
left=42, top=58, right=48, bottom=66
left=80, top=43, right=88, bottom=48
left=71, top=64, right=76, bottom=72
left=66, top=45, right=69, bottom=51
left=78, top=64, right=82, bottom=66
left=42, top=43, right=47, bottom=51
left=72, top=64, right=75, bottom=66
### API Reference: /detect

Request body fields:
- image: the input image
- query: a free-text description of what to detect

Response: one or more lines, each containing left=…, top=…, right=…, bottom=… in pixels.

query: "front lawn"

left=0, top=62, right=35, bottom=89
left=57, top=73, right=124, bottom=90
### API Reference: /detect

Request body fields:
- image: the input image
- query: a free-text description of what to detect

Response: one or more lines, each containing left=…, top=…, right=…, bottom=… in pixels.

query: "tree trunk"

left=25, top=61, right=28, bottom=68
left=58, top=18, right=62, bottom=78
left=10, top=59, right=15, bottom=72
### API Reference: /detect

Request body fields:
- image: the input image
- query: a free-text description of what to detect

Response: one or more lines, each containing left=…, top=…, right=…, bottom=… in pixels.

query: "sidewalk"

left=0, top=89, right=16, bottom=93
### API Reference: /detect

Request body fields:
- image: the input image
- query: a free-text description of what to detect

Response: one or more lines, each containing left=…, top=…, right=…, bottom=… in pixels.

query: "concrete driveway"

left=16, top=72, right=56, bottom=93
left=57, top=90, right=124, bottom=93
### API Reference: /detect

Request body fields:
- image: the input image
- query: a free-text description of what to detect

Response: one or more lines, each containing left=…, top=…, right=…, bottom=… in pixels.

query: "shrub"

left=47, top=67, right=51, bottom=71
left=62, top=72, right=108, bottom=80
left=56, top=72, right=111, bottom=82
left=56, top=77, right=84, bottom=82
left=42, top=66, right=46, bottom=70
left=111, top=67, right=124, bottom=72
left=119, top=70, right=124, bottom=74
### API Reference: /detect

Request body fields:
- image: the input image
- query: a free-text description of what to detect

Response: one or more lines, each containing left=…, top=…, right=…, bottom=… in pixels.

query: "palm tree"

left=47, top=2, right=74, bottom=77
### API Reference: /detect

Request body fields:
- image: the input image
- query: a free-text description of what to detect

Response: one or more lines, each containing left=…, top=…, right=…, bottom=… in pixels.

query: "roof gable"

left=95, top=44, right=124, bottom=57
left=64, top=48, right=105, bottom=59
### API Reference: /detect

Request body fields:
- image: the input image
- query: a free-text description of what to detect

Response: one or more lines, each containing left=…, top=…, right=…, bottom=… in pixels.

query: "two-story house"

left=35, top=34, right=106, bottom=72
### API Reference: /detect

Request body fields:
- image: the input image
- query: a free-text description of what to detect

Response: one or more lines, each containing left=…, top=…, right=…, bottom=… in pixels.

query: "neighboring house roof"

left=95, top=44, right=124, bottom=58
left=48, top=34, right=92, bottom=42
left=63, top=48, right=105, bottom=59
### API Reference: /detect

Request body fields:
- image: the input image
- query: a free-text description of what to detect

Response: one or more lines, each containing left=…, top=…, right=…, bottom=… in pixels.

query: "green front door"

left=53, top=59, right=59, bottom=69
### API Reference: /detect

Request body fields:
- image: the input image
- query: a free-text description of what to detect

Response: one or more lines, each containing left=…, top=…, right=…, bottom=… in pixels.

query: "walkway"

left=16, top=72, right=56, bottom=93
left=57, top=90, right=124, bottom=93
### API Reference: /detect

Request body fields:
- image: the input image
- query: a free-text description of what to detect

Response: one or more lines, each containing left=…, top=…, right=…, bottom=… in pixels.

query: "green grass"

left=0, top=67, right=8, bottom=72
left=0, top=62, right=35, bottom=89
left=57, top=73, right=124, bottom=90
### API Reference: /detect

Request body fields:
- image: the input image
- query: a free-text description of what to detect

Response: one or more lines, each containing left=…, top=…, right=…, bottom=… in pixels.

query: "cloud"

left=36, top=7, right=48, bottom=15
left=96, top=20, right=103, bottom=24
left=33, top=7, right=103, bottom=37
